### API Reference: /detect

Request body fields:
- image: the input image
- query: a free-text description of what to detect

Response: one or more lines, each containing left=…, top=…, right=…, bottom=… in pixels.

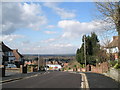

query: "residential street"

left=1, top=71, right=120, bottom=89
left=1, top=1, right=120, bottom=90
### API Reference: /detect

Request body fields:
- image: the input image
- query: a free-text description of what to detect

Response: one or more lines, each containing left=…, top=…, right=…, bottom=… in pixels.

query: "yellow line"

left=80, top=73, right=90, bottom=90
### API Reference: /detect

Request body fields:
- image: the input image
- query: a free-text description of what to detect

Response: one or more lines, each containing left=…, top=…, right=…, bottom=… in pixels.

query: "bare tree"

left=95, top=2, right=120, bottom=57
left=100, top=32, right=111, bottom=47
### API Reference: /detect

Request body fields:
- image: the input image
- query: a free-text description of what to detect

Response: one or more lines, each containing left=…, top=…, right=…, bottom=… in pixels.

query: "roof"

left=0, top=42, right=12, bottom=52
left=106, top=36, right=118, bottom=48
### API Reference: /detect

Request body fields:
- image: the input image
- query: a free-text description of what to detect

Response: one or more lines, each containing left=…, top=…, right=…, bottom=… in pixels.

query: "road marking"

left=65, top=71, right=89, bottom=89
left=1, top=77, right=23, bottom=83
left=1, top=77, right=23, bottom=85
left=81, top=82, right=83, bottom=88
left=80, top=73, right=90, bottom=90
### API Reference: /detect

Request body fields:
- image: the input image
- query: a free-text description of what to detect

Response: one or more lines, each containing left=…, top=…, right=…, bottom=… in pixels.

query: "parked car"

left=6, top=64, right=17, bottom=68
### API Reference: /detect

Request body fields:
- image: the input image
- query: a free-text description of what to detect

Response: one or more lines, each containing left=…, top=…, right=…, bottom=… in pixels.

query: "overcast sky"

left=1, top=2, right=117, bottom=54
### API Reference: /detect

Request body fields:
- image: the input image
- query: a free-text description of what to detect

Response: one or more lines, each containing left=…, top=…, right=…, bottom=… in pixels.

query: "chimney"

left=13, top=49, right=18, bottom=52
left=113, top=36, right=118, bottom=40
left=16, top=49, right=18, bottom=52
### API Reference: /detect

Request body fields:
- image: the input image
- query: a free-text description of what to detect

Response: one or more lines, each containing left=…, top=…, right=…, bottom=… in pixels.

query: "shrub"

left=73, top=65, right=77, bottom=68
left=110, top=60, right=117, bottom=67
left=62, top=68, right=64, bottom=71
left=114, top=63, right=120, bottom=69
left=68, top=67, right=71, bottom=70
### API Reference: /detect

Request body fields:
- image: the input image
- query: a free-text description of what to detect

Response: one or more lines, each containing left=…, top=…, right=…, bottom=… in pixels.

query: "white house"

left=105, top=36, right=119, bottom=60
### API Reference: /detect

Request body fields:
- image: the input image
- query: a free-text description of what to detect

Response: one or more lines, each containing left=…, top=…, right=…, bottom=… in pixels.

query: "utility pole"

left=84, top=35, right=87, bottom=72
left=38, top=54, right=40, bottom=71
left=46, top=58, right=47, bottom=72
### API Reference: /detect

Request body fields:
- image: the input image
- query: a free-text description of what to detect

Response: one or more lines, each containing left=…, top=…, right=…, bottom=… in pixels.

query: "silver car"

left=6, top=64, right=17, bottom=68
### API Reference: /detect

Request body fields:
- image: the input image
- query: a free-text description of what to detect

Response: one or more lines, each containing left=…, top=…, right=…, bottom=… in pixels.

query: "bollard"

left=20, top=65, right=27, bottom=73
left=0, top=65, right=5, bottom=77
left=31, top=66, right=34, bottom=72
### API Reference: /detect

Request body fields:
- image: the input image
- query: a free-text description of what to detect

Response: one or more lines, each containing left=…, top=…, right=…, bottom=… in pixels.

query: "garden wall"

left=107, top=68, right=120, bottom=83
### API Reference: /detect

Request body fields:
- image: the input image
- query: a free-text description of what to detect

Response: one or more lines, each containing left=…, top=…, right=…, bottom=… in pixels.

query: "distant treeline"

left=22, top=54, right=75, bottom=57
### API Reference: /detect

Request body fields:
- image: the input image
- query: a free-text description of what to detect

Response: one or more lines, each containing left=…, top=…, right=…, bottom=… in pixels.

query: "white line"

left=1, top=73, right=42, bottom=84
left=2, top=78, right=23, bottom=85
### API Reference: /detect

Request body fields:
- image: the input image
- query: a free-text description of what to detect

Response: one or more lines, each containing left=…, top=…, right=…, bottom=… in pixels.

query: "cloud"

left=2, top=3, right=47, bottom=35
left=47, top=43, right=77, bottom=54
left=44, top=31, right=56, bottom=34
left=58, top=20, right=108, bottom=39
left=43, top=2, right=58, bottom=8
left=10, top=36, right=76, bottom=54
left=53, top=43, right=72, bottom=47
left=20, top=42, right=77, bottom=54
left=46, top=25, right=55, bottom=29
left=44, top=2, right=76, bottom=19
left=54, top=7, right=76, bottom=19
left=21, top=40, right=30, bottom=46
left=41, top=38, right=56, bottom=43
left=1, top=34, right=25, bottom=42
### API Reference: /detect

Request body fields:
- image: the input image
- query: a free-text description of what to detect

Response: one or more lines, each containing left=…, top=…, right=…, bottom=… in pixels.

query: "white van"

left=45, top=64, right=62, bottom=71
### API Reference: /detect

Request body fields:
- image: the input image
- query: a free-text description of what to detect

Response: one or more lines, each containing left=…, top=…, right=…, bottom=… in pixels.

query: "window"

left=9, top=52, right=14, bottom=56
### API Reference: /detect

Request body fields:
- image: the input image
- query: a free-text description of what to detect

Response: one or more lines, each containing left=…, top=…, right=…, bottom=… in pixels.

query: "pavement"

left=1, top=71, right=46, bottom=83
left=85, top=72, right=120, bottom=89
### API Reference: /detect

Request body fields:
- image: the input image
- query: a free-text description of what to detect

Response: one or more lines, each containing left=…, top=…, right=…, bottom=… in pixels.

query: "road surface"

left=2, top=71, right=81, bottom=88
left=2, top=71, right=119, bottom=89
left=85, top=72, right=119, bottom=88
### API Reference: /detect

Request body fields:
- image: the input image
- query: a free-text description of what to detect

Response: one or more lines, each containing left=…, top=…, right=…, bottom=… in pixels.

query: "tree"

left=86, top=32, right=100, bottom=65
left=76, top=32, right=100, bottom=66
left=95, top=2, right=120, bottom=56
left=76, top=46, right=84, bottom=64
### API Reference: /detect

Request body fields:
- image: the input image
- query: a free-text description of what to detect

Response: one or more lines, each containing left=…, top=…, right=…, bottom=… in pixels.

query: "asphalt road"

left=2, top=71, right=119, bottom=90
left=2, top=71, right=82, bottom=88
left=85, top=72, right=119, bottom=89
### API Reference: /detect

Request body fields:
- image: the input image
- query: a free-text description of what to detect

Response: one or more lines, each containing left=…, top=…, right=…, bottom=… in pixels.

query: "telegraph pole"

left=84, top=35, right=87, bottom=72
left=38, top=54, right=40, bottom=71
left=46, top=58, right=47, bottom=72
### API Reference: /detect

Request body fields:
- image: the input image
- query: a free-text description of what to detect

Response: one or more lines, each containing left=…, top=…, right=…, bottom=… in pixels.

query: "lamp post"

left=84, top=35, right=87, bottom=72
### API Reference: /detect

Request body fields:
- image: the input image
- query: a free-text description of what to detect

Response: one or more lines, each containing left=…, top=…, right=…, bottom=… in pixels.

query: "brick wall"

left=87, top=62, right=109, bottom=73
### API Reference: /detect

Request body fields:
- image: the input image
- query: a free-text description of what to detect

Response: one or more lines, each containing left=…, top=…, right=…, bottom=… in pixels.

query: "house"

left=12, top=49, right=24, bottom=68
left=0, top=42, right=15, bottom=65
left=105, top=36, right=119, bottom=60
left=0, top=42, right=2, bottom=65
left=0, top=42, right=23, bottom=67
